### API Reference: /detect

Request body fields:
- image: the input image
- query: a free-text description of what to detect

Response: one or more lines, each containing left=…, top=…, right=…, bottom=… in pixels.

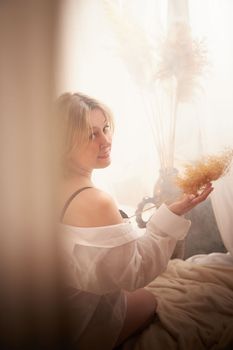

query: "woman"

left=57, top=92, right=213, bottom=349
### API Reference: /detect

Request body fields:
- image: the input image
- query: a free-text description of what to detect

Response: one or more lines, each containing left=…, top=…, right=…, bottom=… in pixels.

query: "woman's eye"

left=89, top=132, right=97, bottom=140
left=103, top=125, right=110, bottom=133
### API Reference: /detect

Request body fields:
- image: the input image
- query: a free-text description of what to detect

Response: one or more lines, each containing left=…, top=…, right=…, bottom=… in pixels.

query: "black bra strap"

left=60, top=186, right=93, bottom=222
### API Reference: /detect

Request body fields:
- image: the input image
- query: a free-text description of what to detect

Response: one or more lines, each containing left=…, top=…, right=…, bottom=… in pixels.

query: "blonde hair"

left=55, top=92, right=114, bottom=161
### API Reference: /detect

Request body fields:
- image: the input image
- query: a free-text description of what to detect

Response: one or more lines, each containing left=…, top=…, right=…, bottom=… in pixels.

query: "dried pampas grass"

left=176, top=149, right=233, bottom=195
left=156, top=22, right=208, bottom=102
left=102, top=0, right=157, bottom=85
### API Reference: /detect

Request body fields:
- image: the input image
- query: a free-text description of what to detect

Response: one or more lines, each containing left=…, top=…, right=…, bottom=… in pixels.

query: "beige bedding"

left=122, top=259, right=233, bottom=350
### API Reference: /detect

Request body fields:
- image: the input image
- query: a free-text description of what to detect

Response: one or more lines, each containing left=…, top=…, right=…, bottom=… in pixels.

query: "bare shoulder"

left=62, top=187, right=124, bottom=227
left=84, top=188, right=124, bottom=226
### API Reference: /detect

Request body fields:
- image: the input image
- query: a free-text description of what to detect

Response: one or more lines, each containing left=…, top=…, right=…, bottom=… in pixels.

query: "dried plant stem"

left=141, top=93, right=161, bottom=161
left=153, top=92, right=166, bottom=169
left=169, top=88, right=178, bottom=169
left=141, top=92, right=165, bottom=168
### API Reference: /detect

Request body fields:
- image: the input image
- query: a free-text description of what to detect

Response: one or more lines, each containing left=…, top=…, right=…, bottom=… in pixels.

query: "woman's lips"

left=98, top=153, right=110, bottom=159
left=98, top=149, right=111, bottom=159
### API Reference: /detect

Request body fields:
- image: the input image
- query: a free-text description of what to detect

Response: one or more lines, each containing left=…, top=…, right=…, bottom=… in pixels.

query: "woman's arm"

left=68, top=184, right=213, bottom=292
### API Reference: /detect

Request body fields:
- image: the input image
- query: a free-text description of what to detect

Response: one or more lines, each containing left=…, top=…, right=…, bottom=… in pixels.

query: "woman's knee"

left=137, top=288, right=157, bottom=316
left=115, top=289, right=157, bottom=347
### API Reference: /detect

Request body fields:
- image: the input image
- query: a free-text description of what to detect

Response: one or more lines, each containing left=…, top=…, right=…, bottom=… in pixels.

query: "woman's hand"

left=168, top=183, right=214, bottom=216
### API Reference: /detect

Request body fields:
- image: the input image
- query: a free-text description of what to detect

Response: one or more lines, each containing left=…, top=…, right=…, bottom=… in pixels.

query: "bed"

left=120, top=253, right=233, bottom=350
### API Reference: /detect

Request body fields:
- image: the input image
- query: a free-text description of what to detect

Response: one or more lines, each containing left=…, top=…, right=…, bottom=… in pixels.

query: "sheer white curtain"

left=58, top=0, right=233, bottom=253
left=189, top=0, right=233, bottom=257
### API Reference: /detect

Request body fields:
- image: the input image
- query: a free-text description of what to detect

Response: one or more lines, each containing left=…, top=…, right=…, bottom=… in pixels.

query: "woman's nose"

left=100, top=132, right=111, bottom=146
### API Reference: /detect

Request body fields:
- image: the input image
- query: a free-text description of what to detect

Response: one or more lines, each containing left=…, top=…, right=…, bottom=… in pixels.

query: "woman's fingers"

left=169, top=183, right=214, bottom=215
left=190, top=183, right=214, bottom=205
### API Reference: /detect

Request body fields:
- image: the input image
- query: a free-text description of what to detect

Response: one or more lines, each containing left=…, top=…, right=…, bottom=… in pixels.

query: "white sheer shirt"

left=61, top=203, right=191, bottom=294
left=60, top=203, right=191, bottom=349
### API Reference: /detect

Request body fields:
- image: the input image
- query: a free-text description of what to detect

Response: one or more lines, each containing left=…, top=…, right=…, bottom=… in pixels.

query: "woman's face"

left=68, top=108, right=112, bottom=172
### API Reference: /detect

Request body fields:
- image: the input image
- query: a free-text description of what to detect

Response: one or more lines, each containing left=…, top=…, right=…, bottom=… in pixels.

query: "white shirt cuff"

left=148, top=203, right=191, bottom=240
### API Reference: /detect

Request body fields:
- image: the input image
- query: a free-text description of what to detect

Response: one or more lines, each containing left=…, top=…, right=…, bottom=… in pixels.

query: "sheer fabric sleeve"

left=62, top=204, right=191, bottom=294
